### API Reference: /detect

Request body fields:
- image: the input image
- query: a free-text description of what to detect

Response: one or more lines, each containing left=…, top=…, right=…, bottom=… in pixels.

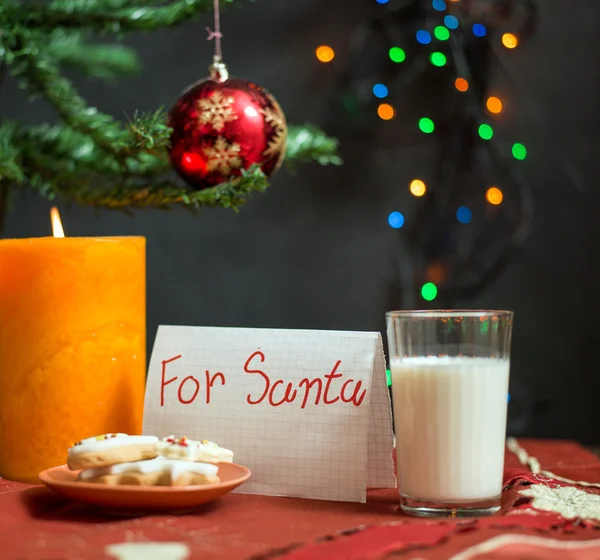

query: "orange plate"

left=39, top=462, right=251, bottom=514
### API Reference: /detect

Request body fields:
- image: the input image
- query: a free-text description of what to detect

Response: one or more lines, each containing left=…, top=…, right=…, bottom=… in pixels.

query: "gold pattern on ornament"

left=197, top=91, right=238, bottom=132
left=203, top=136, right=242, bottom=174
left=260, top=101, right=287, bottom=158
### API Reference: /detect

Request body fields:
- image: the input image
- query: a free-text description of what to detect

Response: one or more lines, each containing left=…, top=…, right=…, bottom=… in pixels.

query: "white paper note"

left=143, top=326, right=395, bottom=503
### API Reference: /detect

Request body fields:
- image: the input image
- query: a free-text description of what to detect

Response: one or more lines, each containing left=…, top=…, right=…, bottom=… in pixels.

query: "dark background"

left=2, top=0, right=599, bottom=442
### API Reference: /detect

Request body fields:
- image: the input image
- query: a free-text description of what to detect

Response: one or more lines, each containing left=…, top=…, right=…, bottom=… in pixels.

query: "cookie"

left=67, top=433, right=159, bottom=470
left=77, top=457, right=220, bottom=486
left=156, top=435, right=234, bottom=464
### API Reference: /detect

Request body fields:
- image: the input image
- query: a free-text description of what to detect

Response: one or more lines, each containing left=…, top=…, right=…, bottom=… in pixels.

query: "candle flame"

left=50, top=207, right=65, bottom=238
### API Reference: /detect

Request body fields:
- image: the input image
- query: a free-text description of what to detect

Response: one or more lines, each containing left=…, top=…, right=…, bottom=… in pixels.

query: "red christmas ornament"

left=168, top=62, right=288, bottom=189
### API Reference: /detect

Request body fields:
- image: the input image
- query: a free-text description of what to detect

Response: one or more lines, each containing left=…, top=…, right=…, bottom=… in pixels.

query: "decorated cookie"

left=77, top=457, right=220, bottom=486
left=67, top=433, right=159, bottom=470
left=156, top=435, right=234, bottom=464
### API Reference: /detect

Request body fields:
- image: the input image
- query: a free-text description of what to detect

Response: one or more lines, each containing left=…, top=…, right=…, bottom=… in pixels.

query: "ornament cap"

left=209, top=56, right=229, bottom=82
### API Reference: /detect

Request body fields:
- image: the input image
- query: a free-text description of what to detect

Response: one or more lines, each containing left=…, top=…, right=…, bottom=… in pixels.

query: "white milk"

left=391, top=357, right=509, bottom=502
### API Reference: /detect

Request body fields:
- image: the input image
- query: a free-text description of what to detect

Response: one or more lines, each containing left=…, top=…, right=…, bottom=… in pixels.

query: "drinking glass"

left=386, top=310, right=513, bottom=517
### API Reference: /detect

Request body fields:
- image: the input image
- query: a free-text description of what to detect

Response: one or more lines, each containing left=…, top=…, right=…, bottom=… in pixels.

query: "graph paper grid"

left=143, top=326, right=394, bottom=502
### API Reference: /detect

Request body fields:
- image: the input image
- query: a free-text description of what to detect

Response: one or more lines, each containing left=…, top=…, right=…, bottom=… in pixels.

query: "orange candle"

left=0, top=210, right=146, bottom=482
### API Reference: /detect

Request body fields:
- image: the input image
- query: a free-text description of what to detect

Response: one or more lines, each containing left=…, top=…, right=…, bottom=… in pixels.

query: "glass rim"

left=386, top=309, right=513, bottom=319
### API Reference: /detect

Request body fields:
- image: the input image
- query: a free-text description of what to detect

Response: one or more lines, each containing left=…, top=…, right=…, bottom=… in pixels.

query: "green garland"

left=0, top=0, right=341, bottom=214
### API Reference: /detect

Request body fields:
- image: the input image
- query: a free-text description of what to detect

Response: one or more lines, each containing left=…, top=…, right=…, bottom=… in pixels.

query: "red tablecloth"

left=1, top=439, right=600, bottom=559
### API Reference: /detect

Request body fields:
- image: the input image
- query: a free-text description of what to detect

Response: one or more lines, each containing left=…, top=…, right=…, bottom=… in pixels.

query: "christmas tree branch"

left=127, top=109, right=172, bottom=152
left=34, top=166, right=269, bottom=213
left=47, top=30, right=139, bottom=80
left=2, top=118, right=340, bottom=212
left=0, top=0, right=341, bottom=215
left=8, top=122, right=154, bottom=178
left=11, top=34, right=130, bottom=156
left=285, top=125, right=342, bottom=167
left=10, top=33, right=171, bottom=166
left=0, top=123, right=25, bottom=183
left=17, top=0, right=237, bottom=33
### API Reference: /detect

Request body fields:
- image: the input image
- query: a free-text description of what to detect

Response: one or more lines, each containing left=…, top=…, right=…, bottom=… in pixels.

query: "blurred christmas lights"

left=388, top=211, right=405, bottom=229
left=327, top=0, right=533, bottom=305
left=434, top=26, right=450, bottom=41
left=416, top=30, right=432, bottom=44
left=316, top=45, right=335, bottom=63
left=486, top=96, right=503, bottom=114
left=478, top=123, right=494, bottom=140
left=421, top=282, right=438, bottom=301
left=455, top=78, right=469, bottom=92
left=456, top=206, right=473, bottom=224
left=472, top=23, right=487, bottom=37
left=378, top=103, right=396, bottom=120
left=373, top=84, right=389, bottom=98
left=410, top=179, right=427, bottom=197
left=426, top=263, right=445, bottom=284
left=444, top=15, right=459, bottom=29
left=486, top=187, right=504, bottom=205
left=430, top=52, right=447, bottom=66
left=389, top=47, right=406, bottom=62
left=502, top=33, right=519, bottom=49
left=512, top=143, right=527, bottom=160
left=419, top=117, right=435, bottom=133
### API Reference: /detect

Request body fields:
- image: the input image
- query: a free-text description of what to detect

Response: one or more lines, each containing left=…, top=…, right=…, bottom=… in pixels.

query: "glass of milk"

left=386, top=310, right=513, bottom=517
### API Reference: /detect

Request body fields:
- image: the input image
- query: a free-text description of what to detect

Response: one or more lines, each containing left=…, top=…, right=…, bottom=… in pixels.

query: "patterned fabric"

left=257, top=440, right=600, bottom=559
left=1, top=439, right=600, bottom=559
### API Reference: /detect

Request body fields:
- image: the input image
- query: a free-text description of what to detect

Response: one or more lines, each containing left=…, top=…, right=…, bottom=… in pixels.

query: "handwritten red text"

left=244, top=351, right=367, bottom=408
left=159, top=352, right=367, bottom=408
left=160, top=354, right=226, bottom=406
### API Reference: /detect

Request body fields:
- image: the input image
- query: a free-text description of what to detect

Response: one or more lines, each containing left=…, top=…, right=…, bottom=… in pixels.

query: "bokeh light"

left=456, top=206, right=472, bottom=224
left=486, top=96, right=503, bottom=114
left=410, top=179, right=427, bottom=197
left=416, top=30, right=432, bottom=44
left=426, top=263, right=445, bottom=284
left=486, top=187, right=503, bottom=205
left=478, top=123, right=494, bottom=140
left=373, top=84, right=389, bottom=98
left=376, top=0, right=389, bottom=3
left=432, top=0, right=446, bottom=11
left=421, top=282, right=438, bottom=301
left=316, top=45, right=335, bottom=63
left=430, top=52, right=447, bottom=66
left=389, top=47, right=406, bottom=63
left=378, top=103, right=396, bottom=120
left=434, top=26, right=450, bottom=41
left=512, top=143, right=527, bottom=160
left=502, top=33, right=518, bottom=49
left=472, top=23, right=487, bottom=37
left=455, top=77, right=469, bottom=92
left=419, top=117, right=435, bottom=133
left=388, top=211, right=405, bottom=229
left=444, top=15, right=459, bottom=29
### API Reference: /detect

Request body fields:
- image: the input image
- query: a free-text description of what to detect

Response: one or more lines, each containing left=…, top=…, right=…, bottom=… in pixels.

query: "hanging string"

left=206, top=0, right=223, bottom=62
